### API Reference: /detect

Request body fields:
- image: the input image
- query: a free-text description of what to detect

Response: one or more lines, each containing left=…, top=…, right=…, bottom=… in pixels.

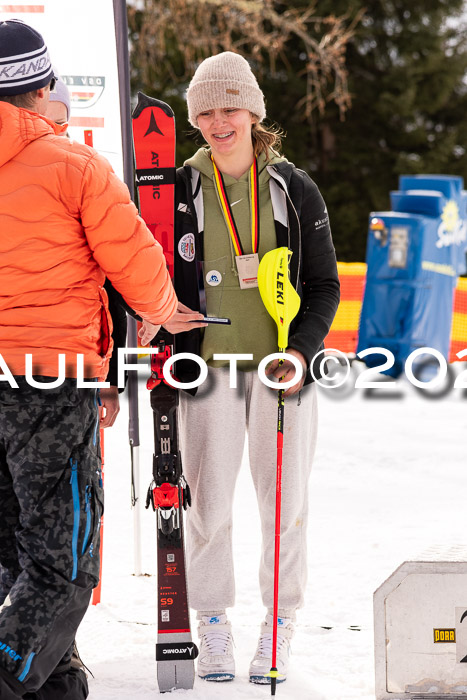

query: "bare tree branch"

left=128, top=0, right=364, bottom=120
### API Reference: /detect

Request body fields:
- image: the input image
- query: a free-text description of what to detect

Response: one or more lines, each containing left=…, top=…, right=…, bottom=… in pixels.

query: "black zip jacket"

left=171, top=160, right=340, bottom=387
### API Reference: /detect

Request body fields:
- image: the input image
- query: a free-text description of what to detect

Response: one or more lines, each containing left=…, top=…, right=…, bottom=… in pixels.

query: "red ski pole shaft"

left=257, top=247, right=301, bottom=695
left=271, top=386, right=285, bottom=696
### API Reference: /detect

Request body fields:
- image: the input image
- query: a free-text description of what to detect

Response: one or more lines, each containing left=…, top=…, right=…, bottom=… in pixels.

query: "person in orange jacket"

left=45, top=73, right=124, bottom=430
left=0, top=19, right=177, bottom=700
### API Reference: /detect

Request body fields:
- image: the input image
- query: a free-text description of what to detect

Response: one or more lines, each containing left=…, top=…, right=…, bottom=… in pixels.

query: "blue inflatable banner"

left=357, top=175, right=467, bottom=376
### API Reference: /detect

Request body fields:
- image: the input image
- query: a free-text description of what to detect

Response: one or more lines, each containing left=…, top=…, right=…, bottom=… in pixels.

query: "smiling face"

left=197, top=107, right=255, bottom=166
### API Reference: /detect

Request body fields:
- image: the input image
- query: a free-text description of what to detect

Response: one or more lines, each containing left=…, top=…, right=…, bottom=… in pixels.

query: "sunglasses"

left=50, top=76, right=57, bottom=92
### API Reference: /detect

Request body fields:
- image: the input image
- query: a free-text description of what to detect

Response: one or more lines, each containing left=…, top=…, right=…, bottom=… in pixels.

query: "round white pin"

left=205, top=270, right=222, bottom=286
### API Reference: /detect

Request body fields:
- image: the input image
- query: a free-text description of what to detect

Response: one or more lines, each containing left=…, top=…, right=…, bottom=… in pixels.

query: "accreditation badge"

left=236, top=253, right=259, bottom=289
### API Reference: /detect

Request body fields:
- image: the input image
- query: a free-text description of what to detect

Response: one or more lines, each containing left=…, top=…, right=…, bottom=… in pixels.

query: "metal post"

left=113, top=0, right=142, bottom=575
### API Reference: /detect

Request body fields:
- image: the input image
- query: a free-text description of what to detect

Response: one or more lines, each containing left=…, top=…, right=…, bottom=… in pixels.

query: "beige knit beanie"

left=186, top=51, right=266, bottom=127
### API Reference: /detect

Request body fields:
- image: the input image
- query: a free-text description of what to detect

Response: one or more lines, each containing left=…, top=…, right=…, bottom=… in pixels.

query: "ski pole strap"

left=211, top=155, right=259, bottom=256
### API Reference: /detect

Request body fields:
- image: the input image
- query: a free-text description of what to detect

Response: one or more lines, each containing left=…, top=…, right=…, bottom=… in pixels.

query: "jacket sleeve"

left=287, top=171, right=340, bottom=367
left=79, top=152, right=177, bottom=325
left=104, top=279, right=128, bottom=390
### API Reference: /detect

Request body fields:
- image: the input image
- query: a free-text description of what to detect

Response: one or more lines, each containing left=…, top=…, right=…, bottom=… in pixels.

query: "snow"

left=77, top=369, right=465, bottom=698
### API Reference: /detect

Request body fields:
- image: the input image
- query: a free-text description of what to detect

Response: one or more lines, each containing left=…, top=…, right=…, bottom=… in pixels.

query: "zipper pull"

left=69, top=458, right=78, bottom=484
left=84, top=484, right=91, bottom=512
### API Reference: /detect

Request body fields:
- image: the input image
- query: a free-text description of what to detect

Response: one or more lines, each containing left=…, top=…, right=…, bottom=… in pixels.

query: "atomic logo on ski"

left=156, top=642, right=199, bottom=661
left=145, top=110, right=164, bottom=137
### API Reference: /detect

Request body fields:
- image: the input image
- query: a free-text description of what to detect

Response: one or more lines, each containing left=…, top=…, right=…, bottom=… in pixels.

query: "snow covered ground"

left=77, top=368, right=465, bottom=699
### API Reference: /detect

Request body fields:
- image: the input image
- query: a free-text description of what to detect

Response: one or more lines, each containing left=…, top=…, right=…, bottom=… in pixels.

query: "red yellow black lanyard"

left=211, top=155, right=259, bottom=257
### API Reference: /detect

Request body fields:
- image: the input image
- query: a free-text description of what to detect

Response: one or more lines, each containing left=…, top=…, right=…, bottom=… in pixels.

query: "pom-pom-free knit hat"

left=49, top=73, right=71, bottom=121
left=0, top=19, right=53, bottom=96
left=186, top=51, right=266, bottom=127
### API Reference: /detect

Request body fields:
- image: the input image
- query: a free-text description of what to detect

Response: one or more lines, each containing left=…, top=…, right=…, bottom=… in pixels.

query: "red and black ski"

left=132, top=93, right=197, bottom=693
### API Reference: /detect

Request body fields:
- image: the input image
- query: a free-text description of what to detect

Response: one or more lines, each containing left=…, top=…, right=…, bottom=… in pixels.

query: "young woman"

left=155, top=51, right=340, bottom=685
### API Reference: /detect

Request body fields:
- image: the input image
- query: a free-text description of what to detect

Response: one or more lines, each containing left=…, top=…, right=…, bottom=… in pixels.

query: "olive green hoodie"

left=184, top=147, right=287, bottom=370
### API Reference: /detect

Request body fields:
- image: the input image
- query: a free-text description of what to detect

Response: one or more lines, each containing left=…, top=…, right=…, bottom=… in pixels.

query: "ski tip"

left=132, top=92, right=175, bottom=120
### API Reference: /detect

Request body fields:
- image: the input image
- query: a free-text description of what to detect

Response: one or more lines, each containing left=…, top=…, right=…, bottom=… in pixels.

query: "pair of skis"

left=131, top=95, right=297, bottom=696
left=132, top=94, right=198, bottom=692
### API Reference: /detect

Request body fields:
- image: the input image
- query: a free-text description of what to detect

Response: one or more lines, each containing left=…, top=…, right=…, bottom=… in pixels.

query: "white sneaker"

left=197, top=614, right=235, bottom=681
left=249, top=615, right=294, bottom=684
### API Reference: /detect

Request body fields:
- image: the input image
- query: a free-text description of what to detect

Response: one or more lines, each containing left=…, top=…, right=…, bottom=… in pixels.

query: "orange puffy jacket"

left=0, top=102, right=177, bottom=380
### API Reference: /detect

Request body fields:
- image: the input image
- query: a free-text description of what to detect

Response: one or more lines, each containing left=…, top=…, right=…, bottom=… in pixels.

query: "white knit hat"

left=186, top=51, right=266, bottom=127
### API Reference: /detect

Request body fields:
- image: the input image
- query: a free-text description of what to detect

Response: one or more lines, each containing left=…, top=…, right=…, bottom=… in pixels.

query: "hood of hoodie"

left=184, top=146, right=287, bottom=180
left=0, top=101, right=65, bottom=167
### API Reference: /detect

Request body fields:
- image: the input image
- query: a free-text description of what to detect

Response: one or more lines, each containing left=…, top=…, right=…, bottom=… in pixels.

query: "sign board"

left=0, top=1, right=124, bottom=177
left=375, top=548, right=467, bottom=699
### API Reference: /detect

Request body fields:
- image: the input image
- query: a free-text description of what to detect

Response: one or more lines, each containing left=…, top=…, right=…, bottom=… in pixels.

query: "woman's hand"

left=265, top=348, right=307, bottom=397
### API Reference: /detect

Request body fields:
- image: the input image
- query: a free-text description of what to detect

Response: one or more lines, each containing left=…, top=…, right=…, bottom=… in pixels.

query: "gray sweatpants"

left=179, top=367, right=318, bottom=617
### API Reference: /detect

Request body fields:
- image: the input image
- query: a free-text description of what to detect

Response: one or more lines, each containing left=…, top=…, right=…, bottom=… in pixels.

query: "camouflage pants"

left=0, top=378, right=103, bottom=698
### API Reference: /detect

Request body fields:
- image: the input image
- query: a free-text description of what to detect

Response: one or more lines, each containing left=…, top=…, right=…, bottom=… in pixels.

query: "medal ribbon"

left=211, top=155, right=259, bottom=257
